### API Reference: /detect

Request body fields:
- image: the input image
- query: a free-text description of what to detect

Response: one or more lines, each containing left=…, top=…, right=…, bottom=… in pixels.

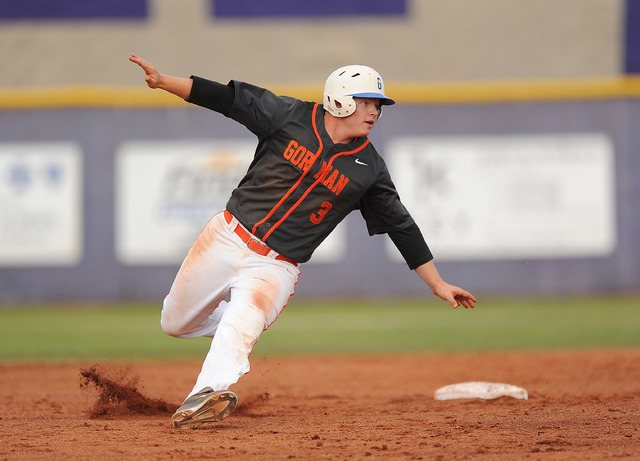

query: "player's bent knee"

left=160, top=310, right=188, bottom=338
left=160, top=297, right=191, bottom=337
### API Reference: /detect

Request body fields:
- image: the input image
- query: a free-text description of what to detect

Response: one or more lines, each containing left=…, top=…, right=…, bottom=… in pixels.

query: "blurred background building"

left=0, top=0, right=639, bottom=302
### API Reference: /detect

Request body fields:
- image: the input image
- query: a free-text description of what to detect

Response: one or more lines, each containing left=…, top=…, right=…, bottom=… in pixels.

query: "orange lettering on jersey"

left=314, top=162, right=349, bottom=196
left=298, top=150, right=315, bottom=172
left=283, top=140, right=298, bottom=160
left=290, top=145, right=307, bottom=166
left=332, top=175, right=349, bottom=195
left=283, top=140, right=316, bottom=172
left=323, top=169, right=339, bottom=190
left=314, top=162, right=332, bottom=182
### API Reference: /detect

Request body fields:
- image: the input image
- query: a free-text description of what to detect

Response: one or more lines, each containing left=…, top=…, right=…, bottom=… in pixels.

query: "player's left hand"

left=432, top=283, right=477, bottom=309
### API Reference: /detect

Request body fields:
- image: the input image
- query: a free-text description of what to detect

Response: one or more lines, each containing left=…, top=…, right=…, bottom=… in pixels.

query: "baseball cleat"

left=171, top=388, right=238, bottom=429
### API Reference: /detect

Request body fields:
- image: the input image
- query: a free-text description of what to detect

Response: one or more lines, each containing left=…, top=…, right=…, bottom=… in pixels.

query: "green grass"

left=0, top=295, right=638, bottom=362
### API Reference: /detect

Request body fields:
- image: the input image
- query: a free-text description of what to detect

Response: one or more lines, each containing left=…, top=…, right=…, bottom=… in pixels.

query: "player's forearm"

left=414, top=260, right=446, bottom=293
left=156, top=74, right=193, bottom=100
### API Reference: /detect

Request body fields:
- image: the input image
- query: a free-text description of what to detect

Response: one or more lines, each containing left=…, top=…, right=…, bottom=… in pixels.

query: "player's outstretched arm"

left=414, top=261, right=477, bottom=309
left=129, top=53, right=193, bottom=100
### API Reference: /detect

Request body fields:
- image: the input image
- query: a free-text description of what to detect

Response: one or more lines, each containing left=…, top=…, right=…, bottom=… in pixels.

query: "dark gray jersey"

left=188, top=77, right=431, bottom=265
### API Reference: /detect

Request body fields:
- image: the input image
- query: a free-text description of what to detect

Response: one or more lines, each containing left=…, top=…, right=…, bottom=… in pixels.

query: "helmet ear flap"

left=323, top=92, right=356, bottom=117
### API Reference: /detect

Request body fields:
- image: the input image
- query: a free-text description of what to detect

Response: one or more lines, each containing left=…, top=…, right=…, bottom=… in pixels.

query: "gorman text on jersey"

left=283, top=139, right=350, bottom=196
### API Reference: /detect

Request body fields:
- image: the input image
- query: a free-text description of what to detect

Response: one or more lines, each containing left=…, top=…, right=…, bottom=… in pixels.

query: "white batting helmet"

left=323, top=65, right=395, bottom=118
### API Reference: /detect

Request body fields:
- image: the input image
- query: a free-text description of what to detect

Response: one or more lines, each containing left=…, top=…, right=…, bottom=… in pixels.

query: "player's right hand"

left=129, top=53, right=163, bottom=89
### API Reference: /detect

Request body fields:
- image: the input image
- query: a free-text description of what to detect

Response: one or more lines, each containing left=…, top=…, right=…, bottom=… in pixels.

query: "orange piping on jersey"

left=262, top=138, right=370, bottom=242
left=252, top=103, right=324, bottom=235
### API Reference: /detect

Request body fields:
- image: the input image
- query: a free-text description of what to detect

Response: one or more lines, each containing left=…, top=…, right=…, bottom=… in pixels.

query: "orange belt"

left=224, top=210, right=298, bottom=266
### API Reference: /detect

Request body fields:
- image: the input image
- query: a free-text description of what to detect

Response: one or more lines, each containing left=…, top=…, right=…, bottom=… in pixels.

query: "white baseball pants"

left=161, top=211, right=300, bottom=397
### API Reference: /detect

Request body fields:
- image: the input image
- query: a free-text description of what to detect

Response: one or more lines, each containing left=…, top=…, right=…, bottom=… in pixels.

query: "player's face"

left=345, top=97, right=381, bottom=138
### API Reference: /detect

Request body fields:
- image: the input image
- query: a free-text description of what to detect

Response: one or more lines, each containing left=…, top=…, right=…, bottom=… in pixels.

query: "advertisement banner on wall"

left=387, top=133, right=617, bottom=261
left=0, top=142, right=83, bottom=266
left=115, top=141, right=345, bottom=266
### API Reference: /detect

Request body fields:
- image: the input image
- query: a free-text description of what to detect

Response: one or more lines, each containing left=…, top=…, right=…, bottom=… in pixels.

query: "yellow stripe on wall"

left=391, top=77, right=640, bottom=104
left=0, top=86, right=184, bottom=109
left=2, top=77, right=640, bottom=109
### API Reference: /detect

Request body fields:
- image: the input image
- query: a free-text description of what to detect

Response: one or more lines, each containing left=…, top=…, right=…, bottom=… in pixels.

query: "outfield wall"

left=1, top=0, right=640, bottom=302
left=0, top=0, right=629, bottom=87
left=1, top=94, right=639, bottom=302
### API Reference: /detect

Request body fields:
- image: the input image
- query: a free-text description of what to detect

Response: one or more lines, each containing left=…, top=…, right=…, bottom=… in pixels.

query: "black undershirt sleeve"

left=186, top=76, right=235, bottom=116
left=388, top=223, right=434, bottom=270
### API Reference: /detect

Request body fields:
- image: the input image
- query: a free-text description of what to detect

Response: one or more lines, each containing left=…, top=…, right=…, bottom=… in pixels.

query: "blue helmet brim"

left=347, top=92, right=395, bottom=105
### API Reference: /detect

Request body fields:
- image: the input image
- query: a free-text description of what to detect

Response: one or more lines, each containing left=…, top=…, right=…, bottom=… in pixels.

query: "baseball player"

left=129, top=53, right=477, bottom=429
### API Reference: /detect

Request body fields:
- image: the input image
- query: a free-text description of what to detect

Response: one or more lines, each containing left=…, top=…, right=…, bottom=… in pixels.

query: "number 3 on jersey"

left=310, top=201, right=332, bottom=224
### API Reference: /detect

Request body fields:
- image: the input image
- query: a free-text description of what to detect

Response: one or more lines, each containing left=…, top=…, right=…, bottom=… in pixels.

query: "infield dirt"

left=1, top=349, right=638, bottom=460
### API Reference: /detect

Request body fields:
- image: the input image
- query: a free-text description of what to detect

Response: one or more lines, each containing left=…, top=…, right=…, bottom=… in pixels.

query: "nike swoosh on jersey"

left=355, top=158, right=368, bottom=166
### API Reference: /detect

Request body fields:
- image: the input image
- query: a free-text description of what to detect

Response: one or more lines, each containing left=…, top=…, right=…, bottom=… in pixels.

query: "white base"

left=434, top=381, right=528, bottom=400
